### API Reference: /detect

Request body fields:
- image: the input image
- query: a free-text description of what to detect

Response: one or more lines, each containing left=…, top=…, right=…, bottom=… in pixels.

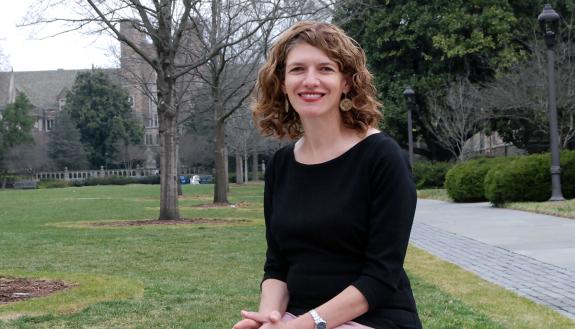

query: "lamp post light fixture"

left=403, top=86, right=415, bottom=165
left=538, top=4, right=565, bottom=201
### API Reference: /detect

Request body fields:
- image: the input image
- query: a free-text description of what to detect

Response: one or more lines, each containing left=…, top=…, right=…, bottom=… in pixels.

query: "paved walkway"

left=410, top=199, right=575, bottom=320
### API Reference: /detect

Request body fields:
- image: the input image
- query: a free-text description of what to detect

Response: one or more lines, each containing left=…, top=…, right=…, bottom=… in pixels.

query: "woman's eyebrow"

left=286, top=61, right=336, bottom=67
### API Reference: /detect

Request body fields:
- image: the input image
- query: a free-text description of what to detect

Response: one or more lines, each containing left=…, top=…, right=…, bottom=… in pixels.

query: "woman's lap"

left=281, top=312, right=373, bottom=329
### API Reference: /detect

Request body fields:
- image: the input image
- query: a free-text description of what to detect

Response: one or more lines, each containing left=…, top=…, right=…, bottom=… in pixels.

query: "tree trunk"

left=252, top=148, right=258, bottom=181
left=158, top=114, right=180, bottom=219
left=235, top=150, right=243, bottom=184
left=177, top=140, right=182, bottom=196
left=157, top=75, right=180, bottom=220
left=244, top=148, right=249, bottom=183
left=225, top=145, right=229, bottom=192
left=214, top=116, right=228, bottom=203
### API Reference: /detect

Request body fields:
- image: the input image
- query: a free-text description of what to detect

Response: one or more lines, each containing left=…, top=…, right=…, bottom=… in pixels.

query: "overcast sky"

left=0, top=1, right=117, bottom=72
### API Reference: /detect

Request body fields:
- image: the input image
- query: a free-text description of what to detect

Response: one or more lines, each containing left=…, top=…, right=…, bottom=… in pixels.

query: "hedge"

left=484, top=150, right=575, bottom=205
left=444, top=157, right=510, bottom=202
left=412, top=161, right=453, bottom=189
left=83, top=176, right=136, bottom=186
left=38, top=179, right=71, bottom=189
left=37, top=175, right=161, bottom=188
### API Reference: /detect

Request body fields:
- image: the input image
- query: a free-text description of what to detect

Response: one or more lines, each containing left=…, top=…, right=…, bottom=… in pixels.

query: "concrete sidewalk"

left=410, top=199, right=575, bottom=320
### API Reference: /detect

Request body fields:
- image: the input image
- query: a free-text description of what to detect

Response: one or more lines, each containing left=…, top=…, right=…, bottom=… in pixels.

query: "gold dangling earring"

left=285, top=98, right=290, bottom=113
left=339, top=94, right=353, bottom=112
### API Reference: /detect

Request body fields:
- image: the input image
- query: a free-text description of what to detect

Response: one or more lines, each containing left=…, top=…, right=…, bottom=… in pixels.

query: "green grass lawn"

left=417, top=189, right=451, bottom=202
left=0, top=184, right=573, bottom=328
left=505, top=199, right=575, bottom=220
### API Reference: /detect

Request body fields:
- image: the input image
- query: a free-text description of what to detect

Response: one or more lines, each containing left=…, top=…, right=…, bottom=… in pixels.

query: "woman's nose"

left=303, top=70, right=320, bottom=87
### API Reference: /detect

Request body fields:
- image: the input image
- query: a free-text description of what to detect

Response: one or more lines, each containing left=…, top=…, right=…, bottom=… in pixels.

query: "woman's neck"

left=294, top=115, right=363, bottom=164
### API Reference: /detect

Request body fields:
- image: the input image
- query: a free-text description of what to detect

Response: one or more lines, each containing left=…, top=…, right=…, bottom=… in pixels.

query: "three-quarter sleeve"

left=262, top=155, right=289, bottom=284
left=351, top=140, right=417, bottom=309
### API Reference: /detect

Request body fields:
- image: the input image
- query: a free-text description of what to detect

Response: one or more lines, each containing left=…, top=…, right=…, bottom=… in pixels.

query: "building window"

left=46, top=119, right=54, bottom=131
left=59, top=98, right=66, bottom=111
left=145, top=114, right=159, bottom=128
left=128, top=96, right=134, bottom=108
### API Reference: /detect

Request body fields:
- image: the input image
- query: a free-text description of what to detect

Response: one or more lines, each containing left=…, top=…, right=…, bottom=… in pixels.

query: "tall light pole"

left=403, top=86, right=415, bottom=165
left=538, top=4, right=565, bottom=201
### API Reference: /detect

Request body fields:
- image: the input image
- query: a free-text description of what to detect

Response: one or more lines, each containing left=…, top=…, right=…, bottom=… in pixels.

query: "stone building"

left=0, top=22, right=161, bottom=169
left=461, top=131, right=526, bottom=159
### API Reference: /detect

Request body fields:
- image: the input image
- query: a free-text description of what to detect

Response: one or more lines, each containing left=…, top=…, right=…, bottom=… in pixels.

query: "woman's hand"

left=259, top=322, right=291, bottom=329
left=232, top=318, right=261, bottom=329
left=231, top=310, right=282, bottom=329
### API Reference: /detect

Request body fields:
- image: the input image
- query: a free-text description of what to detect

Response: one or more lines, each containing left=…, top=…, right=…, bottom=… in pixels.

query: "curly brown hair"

left=252, top=21, right=382, bottom=139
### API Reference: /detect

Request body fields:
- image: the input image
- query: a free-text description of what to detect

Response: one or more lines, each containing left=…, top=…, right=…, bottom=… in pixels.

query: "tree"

left=484, top=2, right=575, bottom=152
left=47, top=111, right=89, bottom=170
left=4, top=137, right=51, bottom=173
left=226, top=105, right=260, bottom=184
left=421, top=77, right=487, bottom=160
left=0, top=93, right=35, bottom=184
left=336, top=0, right=523, bottom=160
left=0, top=93, right=34, bottom=156
left=66, top=69, right=142, bottom=168
left=190, top=3, right=267, bottom=200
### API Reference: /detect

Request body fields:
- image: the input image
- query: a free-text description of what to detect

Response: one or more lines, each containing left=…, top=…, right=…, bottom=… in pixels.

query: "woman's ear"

left=343, top=77, right=351, bottom=94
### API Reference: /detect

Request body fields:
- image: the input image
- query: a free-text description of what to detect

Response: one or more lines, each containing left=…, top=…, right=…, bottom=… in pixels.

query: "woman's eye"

left=321, top=66, right=335, bottom=72
left=289, top=67, right=303, bottom=72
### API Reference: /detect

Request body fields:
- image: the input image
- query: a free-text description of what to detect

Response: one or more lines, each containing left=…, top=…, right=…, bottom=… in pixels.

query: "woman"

left=233, top=21, right=421, bottom=329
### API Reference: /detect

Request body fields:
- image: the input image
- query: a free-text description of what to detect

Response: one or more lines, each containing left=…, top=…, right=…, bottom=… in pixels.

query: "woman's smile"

left=298, top=92, right=325, bottom=102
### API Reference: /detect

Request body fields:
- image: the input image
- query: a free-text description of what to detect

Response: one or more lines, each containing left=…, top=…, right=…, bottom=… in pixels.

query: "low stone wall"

left=35, top=167, right=159, bottom=181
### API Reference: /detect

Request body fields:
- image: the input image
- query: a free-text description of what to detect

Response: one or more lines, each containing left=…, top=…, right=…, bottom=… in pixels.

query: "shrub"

left=412, top=161, right=453, bottom=189
left=560, top=150, right=575, bottom=199
left=84, top=176, right=136, bottom=186
left=134, top=175, right=161, bottom=185
left=484, top=154, right=550, bottom=205
left=38, top=179, right=71, bottom=189
left=0, top=175, right=27, bottom=188
left=483, top=150, right=575, bottom=205
left=445, top=157, right=510, bottom=202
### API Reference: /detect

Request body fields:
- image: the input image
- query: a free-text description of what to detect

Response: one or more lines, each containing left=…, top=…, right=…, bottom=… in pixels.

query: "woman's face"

left=282, top=42, right=349, bottom=120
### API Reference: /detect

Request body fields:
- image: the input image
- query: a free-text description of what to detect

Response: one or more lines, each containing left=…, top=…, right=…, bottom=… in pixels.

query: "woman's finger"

left=232, top=318, right=260, bottom=329
left=268, top=310, right=282, bottom=322
left=241, top=310, right=269, bottom=323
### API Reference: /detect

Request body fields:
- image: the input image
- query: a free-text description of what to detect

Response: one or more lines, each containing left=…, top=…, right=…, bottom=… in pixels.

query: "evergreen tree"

left=48, top=111, right=89, bottom=170
left=0, top=93, right=34, bottom=160
left=66, top=69, right=143, bottom=168
left=336, top=0, right=523, bottom=159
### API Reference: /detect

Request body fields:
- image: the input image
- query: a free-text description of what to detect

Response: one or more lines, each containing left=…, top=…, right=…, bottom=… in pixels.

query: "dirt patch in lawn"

left=0, top=277, right=75, bottom=304
left=91, top=218, right=248, bottom=227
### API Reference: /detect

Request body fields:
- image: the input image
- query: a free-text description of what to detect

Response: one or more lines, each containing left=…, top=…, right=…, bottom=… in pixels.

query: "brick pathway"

left=410, top=222, right=575, bottom=320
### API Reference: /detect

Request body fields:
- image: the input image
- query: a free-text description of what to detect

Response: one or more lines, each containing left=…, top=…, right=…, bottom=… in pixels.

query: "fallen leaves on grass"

left=0, top=277, right=74, bottom=304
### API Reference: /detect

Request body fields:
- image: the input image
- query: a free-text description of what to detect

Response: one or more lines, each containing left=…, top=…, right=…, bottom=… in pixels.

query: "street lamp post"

left=403, top=86, right=415, bottom=165
left=538, top=4, right=565, bottom=201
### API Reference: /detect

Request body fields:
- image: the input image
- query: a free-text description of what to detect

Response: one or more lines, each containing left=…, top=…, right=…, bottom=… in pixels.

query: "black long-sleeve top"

left=262, top=132, right=422, bottom=329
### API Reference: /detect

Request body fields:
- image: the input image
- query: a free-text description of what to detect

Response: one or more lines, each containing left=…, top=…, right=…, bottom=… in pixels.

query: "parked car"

left=179, top=175, right=190, bottom=184
left=199, top=175, right=214, bottom=184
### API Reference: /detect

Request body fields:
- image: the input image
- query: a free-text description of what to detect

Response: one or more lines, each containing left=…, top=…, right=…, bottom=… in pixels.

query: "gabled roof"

left=0, top=68, right=120, bottom=111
